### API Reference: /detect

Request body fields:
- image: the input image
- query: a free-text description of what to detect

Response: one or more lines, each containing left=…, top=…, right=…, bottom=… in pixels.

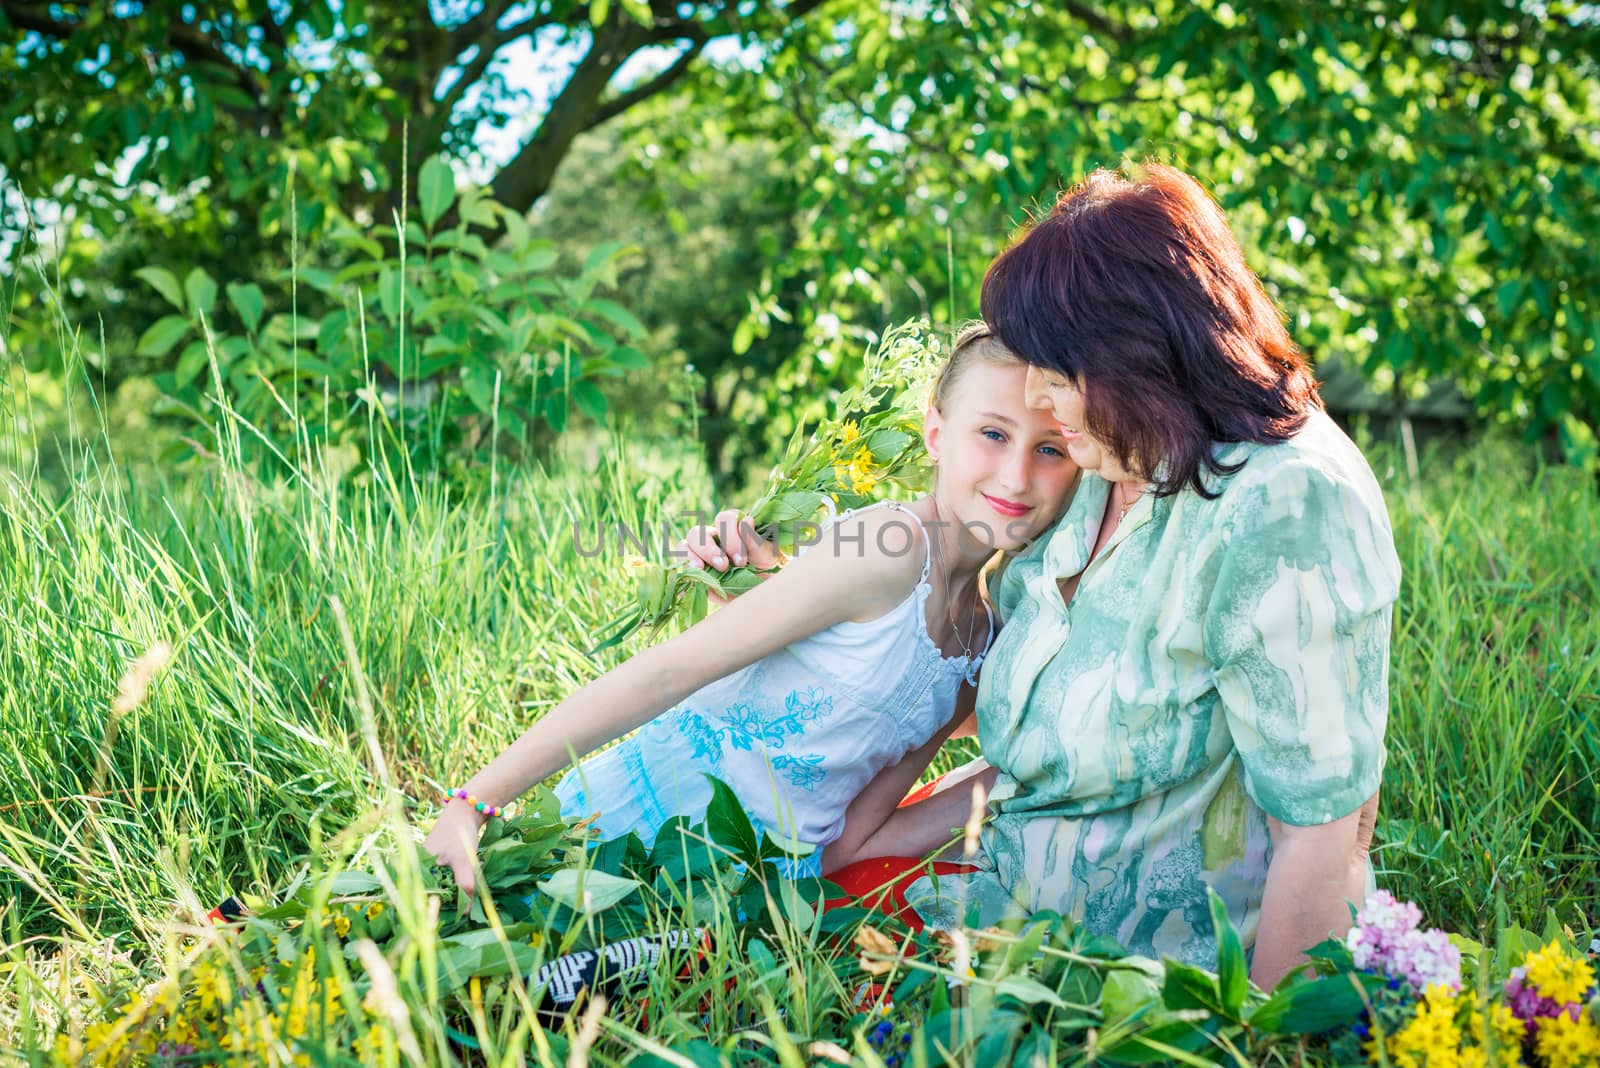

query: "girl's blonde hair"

left=930, top=322, right=1021, bottom=412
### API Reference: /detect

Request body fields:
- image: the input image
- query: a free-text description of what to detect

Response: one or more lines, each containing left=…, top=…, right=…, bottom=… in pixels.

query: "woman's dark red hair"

left=981, top=163, right=1320, bottom=497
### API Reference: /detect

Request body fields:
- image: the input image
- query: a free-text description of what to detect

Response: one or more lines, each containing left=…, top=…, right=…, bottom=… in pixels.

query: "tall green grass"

left=0, top=389, right=1595, bottom=1060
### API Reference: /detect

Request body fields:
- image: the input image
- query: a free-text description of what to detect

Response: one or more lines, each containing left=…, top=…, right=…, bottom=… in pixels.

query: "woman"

left=698, top=163, right=1399, bottom=988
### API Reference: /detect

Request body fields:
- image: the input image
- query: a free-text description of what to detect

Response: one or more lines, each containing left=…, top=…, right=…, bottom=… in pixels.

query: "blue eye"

left=981, top=428, right=1006, bottom=442
left=1038, top=444, right=1066, bottom=458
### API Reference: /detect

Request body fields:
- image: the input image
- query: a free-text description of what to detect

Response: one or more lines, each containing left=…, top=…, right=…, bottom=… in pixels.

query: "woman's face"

left=1023, top=365, right=1142, bottom=483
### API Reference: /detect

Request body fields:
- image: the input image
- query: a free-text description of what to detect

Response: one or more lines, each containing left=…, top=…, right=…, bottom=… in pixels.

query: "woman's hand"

left=423, top=801, right=488, bottom=897
left=677, top=507, right=784, bottom=603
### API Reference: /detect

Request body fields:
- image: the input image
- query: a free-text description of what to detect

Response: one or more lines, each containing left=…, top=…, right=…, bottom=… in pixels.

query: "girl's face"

left=1022, top=364, right=1141, bottom=483
left=925, top=360, right=1079, bottom=551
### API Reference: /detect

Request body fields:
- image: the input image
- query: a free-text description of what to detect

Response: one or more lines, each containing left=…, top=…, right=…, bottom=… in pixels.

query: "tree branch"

left=490, top=14, right=652, bottom=212
left=1, top=1, right=77, bottom=38
left=165, top=21, right=264, bottom=102
left=1060, top=1, right=1128, bottom=44
left=584, top=35, right=708, bottom=129
left=432, top=5, right=581, bottom=138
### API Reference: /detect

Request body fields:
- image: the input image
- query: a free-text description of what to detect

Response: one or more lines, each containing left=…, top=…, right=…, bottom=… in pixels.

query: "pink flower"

left=1343, top=891, right=1460, bottom=992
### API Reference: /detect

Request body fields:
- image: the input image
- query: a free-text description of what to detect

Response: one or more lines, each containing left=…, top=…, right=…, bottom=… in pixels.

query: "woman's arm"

left=1251, top=789, right=1380, bottom=988
left=427, top=516, right=917, bottom=892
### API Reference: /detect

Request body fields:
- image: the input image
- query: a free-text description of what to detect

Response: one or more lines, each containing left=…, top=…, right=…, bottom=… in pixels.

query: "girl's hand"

left=677, top=508, right=784, bottom=603
left=423, top=801, right=488, bottom=897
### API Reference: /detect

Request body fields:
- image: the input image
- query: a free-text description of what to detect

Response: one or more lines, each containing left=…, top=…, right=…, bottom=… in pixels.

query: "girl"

left=425, top=325, right=1079, bottom=893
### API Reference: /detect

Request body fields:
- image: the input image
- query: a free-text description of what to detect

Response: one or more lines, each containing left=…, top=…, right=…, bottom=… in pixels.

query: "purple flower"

left=1504, top=966, right=1583, bottom=1038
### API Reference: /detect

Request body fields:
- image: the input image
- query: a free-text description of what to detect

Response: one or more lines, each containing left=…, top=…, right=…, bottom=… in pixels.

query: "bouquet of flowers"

left=1325, top=890, right=1600, bottom=1068
left=591, top=320, right=945, bottom=653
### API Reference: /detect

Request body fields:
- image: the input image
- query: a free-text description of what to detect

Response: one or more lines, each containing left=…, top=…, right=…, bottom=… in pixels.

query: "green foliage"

left=10, top=2, right=1598, bottom=476
left=534, top=113, right=821, bottom=489
left=694, top=1, right=1600, bottom=461
left=132, top=158, right=651, bottom=474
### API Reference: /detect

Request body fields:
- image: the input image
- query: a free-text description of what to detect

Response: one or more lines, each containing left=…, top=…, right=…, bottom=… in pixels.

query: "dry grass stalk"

left=352, top=940, right=425, bottom=1067
left=962, top=779, right=987, bottom=861
left=567, top=992, right=607, bottom=1068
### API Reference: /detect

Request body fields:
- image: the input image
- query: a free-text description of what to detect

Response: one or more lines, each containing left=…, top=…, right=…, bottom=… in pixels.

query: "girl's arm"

left=822, top=757, right=999, bottom=874
left=427, top=511, right=921, bottom=893
left=821, top=685, right=990, bottom=873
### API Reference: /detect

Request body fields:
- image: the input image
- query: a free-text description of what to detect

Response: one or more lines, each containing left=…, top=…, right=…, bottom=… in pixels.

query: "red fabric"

left=824, top=857, right=976, bottom=931
left=898, top=775, right=947, bottom=808
left=821, top=770, right=976, bottom=930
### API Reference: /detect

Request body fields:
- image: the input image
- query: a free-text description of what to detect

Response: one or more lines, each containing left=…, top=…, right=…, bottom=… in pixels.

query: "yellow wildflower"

left=1387, top=985, right=1468, bottom=1068
left=365, top=901, right=385, bottom=921
left=840, top=421, right=860, bottom=444
left=52, top=1033, right=84, bottom=1064
left=845, top=445, right=877, bottom=495
left=1534, top=1013, right=1600, bottom=1068
left=332, top=912, right=352, bottom=938
left=354, top=1024, right=388, bottom=1060
left=1487, top=1001, right=1525, bottom=1064
left=1524, top=941, right=1596, bottom=1005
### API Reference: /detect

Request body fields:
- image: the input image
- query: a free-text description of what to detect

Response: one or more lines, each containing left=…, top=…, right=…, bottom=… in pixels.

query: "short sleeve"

left=1203, top=459, right=1401, bottom=826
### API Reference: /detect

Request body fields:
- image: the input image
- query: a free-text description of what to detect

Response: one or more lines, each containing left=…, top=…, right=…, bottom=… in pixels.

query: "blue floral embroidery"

left=674, top=709, right=726, bottom=772
left=676, top=688, right=839, bottom=792
left=787, top=687, right=834, bottom=724
left=771, top=753, right=827, bottom=792
left=721, top=702, right=765, bottom=751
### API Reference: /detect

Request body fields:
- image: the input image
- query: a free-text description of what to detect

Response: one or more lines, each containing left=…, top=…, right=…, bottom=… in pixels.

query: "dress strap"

left=878, top=501, right=934, bottom=584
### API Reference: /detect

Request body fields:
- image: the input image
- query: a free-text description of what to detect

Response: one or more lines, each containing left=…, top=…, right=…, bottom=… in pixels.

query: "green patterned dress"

left=905, top=410, right=1401, bottom=966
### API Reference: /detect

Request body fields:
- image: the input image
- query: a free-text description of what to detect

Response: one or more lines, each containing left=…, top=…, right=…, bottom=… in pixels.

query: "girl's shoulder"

left=800, top=501, right=930, bottom=621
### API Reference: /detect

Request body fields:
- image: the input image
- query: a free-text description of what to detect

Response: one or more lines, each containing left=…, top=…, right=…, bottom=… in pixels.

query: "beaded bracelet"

left=443, top=788, right=503, bottom=818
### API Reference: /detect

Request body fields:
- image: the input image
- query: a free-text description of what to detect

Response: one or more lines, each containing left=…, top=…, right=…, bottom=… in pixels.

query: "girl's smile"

left=982, top=493, right=1032, bottom=518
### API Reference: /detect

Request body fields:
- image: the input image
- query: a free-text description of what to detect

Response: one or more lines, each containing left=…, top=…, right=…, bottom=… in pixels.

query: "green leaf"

left=995, top=974, right=1067, bottom=1008
left=135, top=266, right=186, bottom=313
left=226, top=282, right=266, bottom=334
left=732, top=317, right=756, bottom=355
left=1246, top=972, right=1370, bottom=1034
left=1100, top=960, right=1164, bottom=1026
left=184, top=267, right=218, bottom=320
left=584, top=298, right=647, bottom=339
left=1497, top=923, right=1542, bottom=968
left=582, top=240, right=637, bottom=288
left=138, top=315, right=193, bottom=358
left=323, top=871, right=385, bottom=897
left=540, top=391, right=569, bottom=434
left=1209, top=888, right=1249, bottom=1018
left=378, top=267, right=403, bottom=321
left=535, top=869, right=642, bottom=912
left=521, top=245, right=559, bottom=273
left=418, top=155, right=456, bottom=228
left=758, top=829, right=817, bottom=860
left=174, top=340, right=210, bottom=388
left=703, top=774, right=761, bottom=865
left=605, top=345, right=650, bottom=370
left=591, top=0, right=610, bottom=26
left=1160, top=960, right=1222, bottom=1014
left=572, top=379, right=609, bottom=423
left=460, top=363, right=499, bottom=415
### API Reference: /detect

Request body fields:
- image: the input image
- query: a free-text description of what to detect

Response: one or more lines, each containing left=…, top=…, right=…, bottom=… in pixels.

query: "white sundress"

left=554, top=502, right=993, bottom=877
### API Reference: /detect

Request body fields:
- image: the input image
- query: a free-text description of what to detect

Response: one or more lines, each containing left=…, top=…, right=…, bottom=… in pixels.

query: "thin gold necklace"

left=1113, top=480, right=1148, bottom=524
left=927, top=498, right=983, bottom=661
